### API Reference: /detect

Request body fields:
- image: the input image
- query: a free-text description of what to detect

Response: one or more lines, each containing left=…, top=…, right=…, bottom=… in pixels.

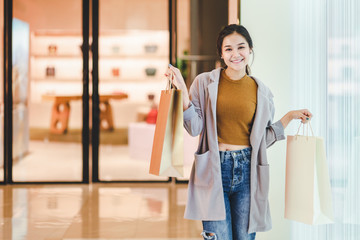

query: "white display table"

left=128, top=122, right=199, bottom=167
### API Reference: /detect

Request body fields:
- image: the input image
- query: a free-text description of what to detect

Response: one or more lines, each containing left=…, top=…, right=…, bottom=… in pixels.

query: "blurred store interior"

left=0, top=0, right=228, bottom=183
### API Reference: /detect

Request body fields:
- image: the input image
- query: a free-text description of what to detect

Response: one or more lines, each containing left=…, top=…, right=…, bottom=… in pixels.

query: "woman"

left=167, top=24, right=312, bottom=240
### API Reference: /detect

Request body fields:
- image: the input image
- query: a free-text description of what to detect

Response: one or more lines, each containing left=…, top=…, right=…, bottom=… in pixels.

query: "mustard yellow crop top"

left=216, top=69, right=258, bottom=145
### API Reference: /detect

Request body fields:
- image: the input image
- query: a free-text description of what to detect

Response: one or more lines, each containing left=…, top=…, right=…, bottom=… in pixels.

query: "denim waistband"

left=219, top=146, right=252, bottom=160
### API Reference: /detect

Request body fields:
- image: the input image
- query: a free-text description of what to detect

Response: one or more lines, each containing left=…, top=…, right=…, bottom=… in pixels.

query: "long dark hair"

left=216, top=24, right=254, bottom=75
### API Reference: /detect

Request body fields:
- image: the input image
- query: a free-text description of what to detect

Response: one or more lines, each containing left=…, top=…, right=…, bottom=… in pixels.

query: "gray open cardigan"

left=183, top=68, right=285, bottom=233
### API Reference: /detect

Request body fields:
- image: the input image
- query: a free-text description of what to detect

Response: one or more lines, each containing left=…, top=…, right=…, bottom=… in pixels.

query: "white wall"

left=241, top=1, right=292, bottom=240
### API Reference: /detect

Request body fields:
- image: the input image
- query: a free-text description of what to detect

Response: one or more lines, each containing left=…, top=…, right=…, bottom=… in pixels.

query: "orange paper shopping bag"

left=149, top=83, right=184, bottom=177
left=285, top=122, right=333, bottom=225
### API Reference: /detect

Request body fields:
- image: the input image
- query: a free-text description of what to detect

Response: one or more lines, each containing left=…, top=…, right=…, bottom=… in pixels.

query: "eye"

left=238, top=47, right=245, bottom=50
left=225, top=48, right=232, bottom=52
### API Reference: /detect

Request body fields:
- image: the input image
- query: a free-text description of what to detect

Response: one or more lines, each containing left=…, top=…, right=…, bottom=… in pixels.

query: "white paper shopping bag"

left=285, top=122, right=334, bottom=225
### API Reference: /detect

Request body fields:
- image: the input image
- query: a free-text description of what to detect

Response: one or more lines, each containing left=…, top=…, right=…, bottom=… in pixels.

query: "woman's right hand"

left=166, top=64, right=191, bottom=110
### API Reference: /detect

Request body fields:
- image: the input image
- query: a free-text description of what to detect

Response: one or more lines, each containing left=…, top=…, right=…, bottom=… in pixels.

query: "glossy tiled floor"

left=0, top=141, right=192, bottom=182
left=0, top=183, right=203, bottom=240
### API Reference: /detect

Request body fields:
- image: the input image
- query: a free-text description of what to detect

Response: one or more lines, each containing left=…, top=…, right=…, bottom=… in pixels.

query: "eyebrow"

left=224, top=43, right=245, bottom=48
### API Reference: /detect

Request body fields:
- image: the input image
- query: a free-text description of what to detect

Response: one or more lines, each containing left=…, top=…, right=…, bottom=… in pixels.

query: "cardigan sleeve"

left=183, top=76, right=205, bottom=137
left=265, top=97, right=285, bottom=148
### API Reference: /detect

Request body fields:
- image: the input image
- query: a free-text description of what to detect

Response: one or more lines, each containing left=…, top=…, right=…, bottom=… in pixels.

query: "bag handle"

left=166, top=71, right=177, bottom=91
left=295, top=121, right=314, bottom=140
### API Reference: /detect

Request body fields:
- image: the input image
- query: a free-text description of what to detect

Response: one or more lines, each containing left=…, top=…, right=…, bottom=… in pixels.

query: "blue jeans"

left=202, top=147, right=256, bottom=240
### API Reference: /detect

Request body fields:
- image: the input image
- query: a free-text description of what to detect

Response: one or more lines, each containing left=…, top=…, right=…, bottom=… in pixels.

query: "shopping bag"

left=149, top=78, right=184, bottom=177
left=285, top=122, right=334, bottom=225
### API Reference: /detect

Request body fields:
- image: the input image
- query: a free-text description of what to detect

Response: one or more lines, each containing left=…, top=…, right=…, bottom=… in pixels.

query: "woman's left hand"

left=289, top=109, right=313, bottom=123
left=280, top=109, right=313, bottom=128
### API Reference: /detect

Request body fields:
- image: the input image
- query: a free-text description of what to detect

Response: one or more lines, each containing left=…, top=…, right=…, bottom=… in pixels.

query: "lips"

left=231, top=59, right=244, bottom=63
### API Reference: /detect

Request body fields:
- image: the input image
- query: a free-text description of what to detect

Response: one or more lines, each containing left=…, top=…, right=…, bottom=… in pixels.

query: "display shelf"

left=30, top=29, right=169, bottom=105
left=32, top=54, right=168, bottom=59
left=33, top=30, right=82, bottom=36
left=31, top=30, right=168, bottom=57
left=32, top=54, right=81, bottom=58
left=99, top=54, right=168, bottom=59
left=32, top=78, right=82, bottom=82
left=98, top=77, right=165, bottom=82
left=32, top=77, right=164, bottom=82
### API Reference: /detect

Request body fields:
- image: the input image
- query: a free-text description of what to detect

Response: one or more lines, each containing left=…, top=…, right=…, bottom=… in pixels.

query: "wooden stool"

left=99, top=101, right=114, bottom=131
left=50, top=100, right=71, bottom=134
left=43, top=95, right=82, bottom=134
left=43, top=93, right=128, bottom=134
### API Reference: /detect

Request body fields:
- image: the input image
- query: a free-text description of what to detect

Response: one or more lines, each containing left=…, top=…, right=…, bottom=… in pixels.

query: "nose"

left=233, top=49, right=241, bottom=57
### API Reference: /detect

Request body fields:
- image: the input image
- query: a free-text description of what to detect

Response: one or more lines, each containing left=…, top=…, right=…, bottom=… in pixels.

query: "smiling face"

left=221, top=32, right=252, bottom=75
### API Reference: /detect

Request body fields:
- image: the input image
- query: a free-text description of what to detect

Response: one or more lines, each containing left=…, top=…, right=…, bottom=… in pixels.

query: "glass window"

left=12, top=0, right=83, bottom=182
left=97, top=0, right=169, bottom=181
left=291, top=0, right=360, bottom=239
left=0, top=0, right=4, bottom=182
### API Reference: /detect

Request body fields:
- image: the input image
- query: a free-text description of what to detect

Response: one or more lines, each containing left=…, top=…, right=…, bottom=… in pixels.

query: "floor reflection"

left=0, top=183, right=202, bottom=240
left=0, top=141, right=173, bottom=182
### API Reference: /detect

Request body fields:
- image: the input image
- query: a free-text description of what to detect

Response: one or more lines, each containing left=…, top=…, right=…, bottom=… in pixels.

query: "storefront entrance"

left=1, top=0, right=229, bottom=184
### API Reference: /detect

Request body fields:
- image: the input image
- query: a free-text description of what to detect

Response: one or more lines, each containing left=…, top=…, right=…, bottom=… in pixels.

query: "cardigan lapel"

left=250, top=77, right=273, bottom=150
left=208, top=82, right=218, bottom=120
left=208, top=69, right=221, bottom=122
